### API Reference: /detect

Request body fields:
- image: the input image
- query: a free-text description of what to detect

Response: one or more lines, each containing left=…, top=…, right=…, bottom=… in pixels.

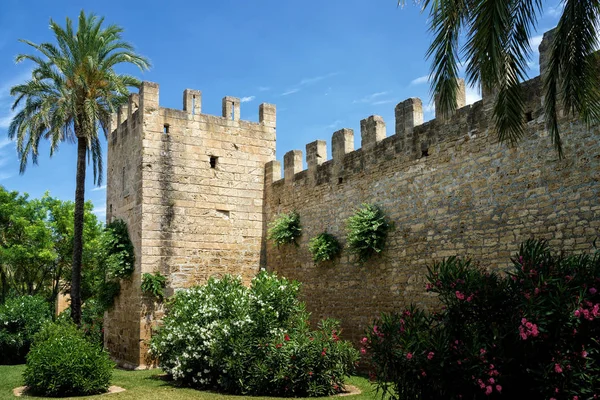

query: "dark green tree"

left=8, top=11, right=150, bottom=324
left=401, top=0, right=600, bottom=157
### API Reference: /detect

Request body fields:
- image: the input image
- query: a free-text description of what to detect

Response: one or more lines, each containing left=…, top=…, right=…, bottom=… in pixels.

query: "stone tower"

left=105, top=82, right=276, bottom=368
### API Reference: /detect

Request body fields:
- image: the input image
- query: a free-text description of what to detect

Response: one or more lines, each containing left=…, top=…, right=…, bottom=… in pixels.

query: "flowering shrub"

left=150, top=271, right=358, bottom=396
left=364, top=239, right=600, bottom=399
left=0, top=295, right=52, bottom=364
left=346, top=203, right=390, bottom=262
left=308, top=232, right=341, bottom=264
left=267, top=211, right=302, bottom=246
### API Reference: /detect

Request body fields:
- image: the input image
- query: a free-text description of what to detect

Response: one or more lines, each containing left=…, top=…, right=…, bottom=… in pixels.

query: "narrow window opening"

left=210, top=156, right=218, bottom=169
left=421, top=149, right=429, bottom=158
left=163, top=124, right=170, bottom=134
left=338, top=177, right=344, bottom=184
left=192, top=96, right=196, bottom=115
left=525, top=111, right=533, bottom=122
left=216, top=209, right=230, bottom=219
left=230, top=102, right=235, bottom=120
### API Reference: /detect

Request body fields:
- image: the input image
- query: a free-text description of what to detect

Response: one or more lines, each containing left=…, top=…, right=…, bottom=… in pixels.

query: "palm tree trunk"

left=71, top=136, right=87, bottom=326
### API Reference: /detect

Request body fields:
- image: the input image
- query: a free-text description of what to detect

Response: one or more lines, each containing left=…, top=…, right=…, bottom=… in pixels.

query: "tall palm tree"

left=401, top=0, right=600, bottom=157
left=8, top=11, right=150, bottom=324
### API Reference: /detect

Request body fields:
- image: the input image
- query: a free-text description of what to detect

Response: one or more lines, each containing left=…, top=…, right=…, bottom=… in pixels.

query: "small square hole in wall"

left=421, top=149, right=429, bottom=158
left=210, top=156, right=218, bottom=169
left=163, top=124, right=170, bottom=134
left=338, top=177, right=344, bottom=184
left=525, top=111, right=533, bottom=122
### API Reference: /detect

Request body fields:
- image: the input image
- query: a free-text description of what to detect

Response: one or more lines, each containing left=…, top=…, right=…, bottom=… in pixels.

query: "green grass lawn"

left=0, top=365, right=380, bottom=400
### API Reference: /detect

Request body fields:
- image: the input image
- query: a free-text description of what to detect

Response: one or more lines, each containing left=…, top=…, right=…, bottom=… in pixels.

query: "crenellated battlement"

left=109, top=81, right=276, bottom=146
left=266, top=29, right=564, bottom=189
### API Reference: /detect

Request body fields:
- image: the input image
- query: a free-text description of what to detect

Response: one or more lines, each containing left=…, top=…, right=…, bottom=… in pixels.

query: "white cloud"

left=410, top=75, right=430, bottom=86
left=258, top=86, right=270, bottom=92
left=353, top=91, right=389, bottom=104
left=326, top=120, right=342, bottom=129
left=372, top=99, right=396, bottom=106
left=423, top=102, right=435, bottom=114
left=281, top=88, right=300, bottom=96
left=0, top=138, right=12, bottom=149
left=465, top=84, right=482, bottom=105
left=0, top=171, right=14, bottom=181
left=530, top=35, right=544, bottom=53
left=92, top=185, right=107, bottom=192
left=240, top=96, right=255, bottom=103
left=0, top=111, right=15, bottom=129
left=298, top=72, right=339, bottom=86
left=92, top=205, right=106, bottom=217
left=546, top=4, right=563, bottom=18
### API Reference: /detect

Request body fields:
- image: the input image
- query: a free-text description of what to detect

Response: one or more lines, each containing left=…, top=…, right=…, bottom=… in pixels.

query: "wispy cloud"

left=281, top=88, right=300, bottom=96
left=410, top=75, right=430, bottom=86
left=465, top=84, right=482, bottom=105
left=240, top=96, right=255, bottom=103
left=0, top=111, right=15, bottom=129
left=92, top=205, right=106, bottom=217
left=298, top=72, right=339, bottom=86
left=92, top=185, right=107, bottom=192
left=258, top=86, right=270, bottom=92
left=0, top=172, right=14, bottom=181
left=353, top=91, right=388, bottom=104
left=0, top=69, right=33, bottom=130
left=546, top=4, right=563, bottom=18
left=372, top=100, right=395, bottom=106
left=530, top=35, right=544, bottom=53
left=326, top=120, right=343, bottom=129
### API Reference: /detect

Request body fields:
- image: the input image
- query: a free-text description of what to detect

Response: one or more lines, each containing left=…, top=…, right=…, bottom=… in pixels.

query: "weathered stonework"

left=263, top=36, right=600, bottom=345
left=105, top=83, right=276, bottom=368
left=106, top=30, right=599, bottom=366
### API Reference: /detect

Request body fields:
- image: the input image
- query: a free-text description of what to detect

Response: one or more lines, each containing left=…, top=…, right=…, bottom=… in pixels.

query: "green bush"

left=150, top=271, right=359, bottom=397
left=23, top=321, right=114, bottom=397
left=267, top=211, right=302, bottom=246
left=364, top=239, right=600, bottom=399
left=0, top=295, right=52, bottom=364
left=308, top=232, right=341, bottom=264
left=103, top=219, right=135, bottom=279
left=141, top=272, right=167, bottom=300
left=346, top=203, right=390, bottom=262
left=57, top=298, right=105, bottom=347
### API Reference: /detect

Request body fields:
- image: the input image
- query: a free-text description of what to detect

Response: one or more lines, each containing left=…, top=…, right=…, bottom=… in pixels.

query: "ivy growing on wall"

left=103, top=219, right=135, bottom=279
left=346, top=203, right=390, bottom=262
left=308, top=232, right=341, bottom=264
left=267, top=211, right=302, bottom=246
left=141, top=272, right=167, bottom=301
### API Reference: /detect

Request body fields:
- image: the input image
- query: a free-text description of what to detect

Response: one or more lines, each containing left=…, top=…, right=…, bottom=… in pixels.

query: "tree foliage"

left=399, top=0, right=600, bottom=157
left=8, top=10, right=149, bottom=324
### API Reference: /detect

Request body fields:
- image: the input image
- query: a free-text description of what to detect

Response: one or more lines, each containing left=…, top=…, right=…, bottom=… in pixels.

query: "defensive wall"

left=106, top=29, right=600, bottom=367
left=263, top=31, right=600, bottom=344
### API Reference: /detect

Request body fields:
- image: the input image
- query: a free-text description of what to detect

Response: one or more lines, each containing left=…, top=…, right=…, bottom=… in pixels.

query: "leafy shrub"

left=57, top=298, right=105, bottom=346
left=23, top=321, right=114, bottom=397
left=308, top=232, right=342, bottom=264
left=346, top=203, right=390, bottom=262
left=141, top=272, right=167, bottom=300
left=267, top=211, right=302, bottom=246
left=0, top=295, right=51, bottom=364
left=363, top=239, right=600, bottom=399
left=103, top=219, right=135, bottom=279
left=150, top=271, right=358, bottom=397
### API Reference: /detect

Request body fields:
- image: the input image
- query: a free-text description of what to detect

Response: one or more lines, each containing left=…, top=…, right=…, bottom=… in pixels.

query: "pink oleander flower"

left=361, top=337, right=368, bottom=345
left=574, top=309, right=581, bottom=317
left=496, top=385, right=502, bottom=393
left=554, top=363, right=563, bottom=374
left=485, top=386, right=493, bottom=395
left=455, top=291, right=465, bottom=300
left=406, top=352, right=413, bottom=360
left=590, top=287, right=598, bottom=295
left=360, top=347, right=367, bottom=355
left=427, top=352, right=434, bottom=360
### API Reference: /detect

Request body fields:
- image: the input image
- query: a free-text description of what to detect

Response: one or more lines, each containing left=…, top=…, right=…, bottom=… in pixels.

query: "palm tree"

left=8, top=11, right=150, bottom=324
left=400, top=0, right=600, bottom=157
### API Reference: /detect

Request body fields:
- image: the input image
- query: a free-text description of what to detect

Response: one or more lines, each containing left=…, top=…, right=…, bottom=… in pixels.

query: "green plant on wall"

left=308, top=232, right=341, bottom=264
left=346, top=203, right=390, bottom=262
left=267, top=211, right=302, bottom=246
left=141, top=272, right=167, bottom=301
left=103, top=219, right=135, bottom=279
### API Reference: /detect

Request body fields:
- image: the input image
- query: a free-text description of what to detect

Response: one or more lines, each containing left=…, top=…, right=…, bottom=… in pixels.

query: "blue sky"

left=0, top=0, right=563, bottom=220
